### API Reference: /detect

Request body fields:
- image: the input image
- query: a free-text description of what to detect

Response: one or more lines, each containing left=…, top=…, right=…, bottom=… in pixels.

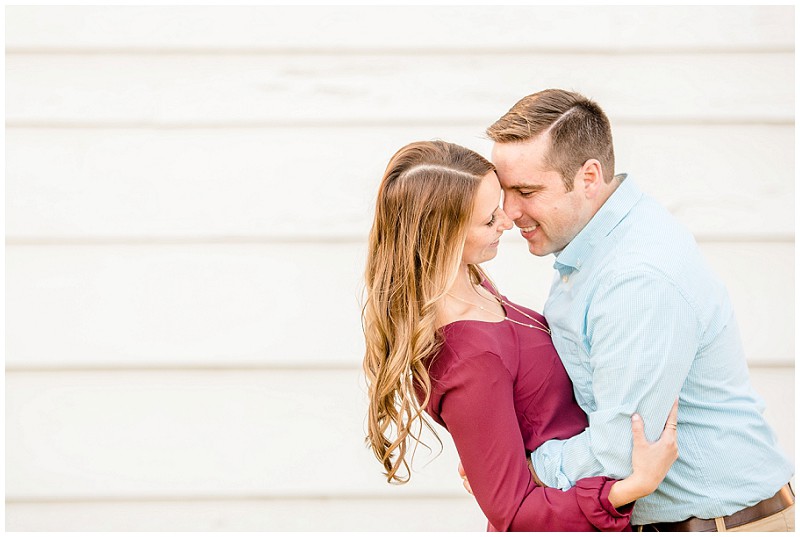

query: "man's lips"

left=518, top=223, right=539, bottom=239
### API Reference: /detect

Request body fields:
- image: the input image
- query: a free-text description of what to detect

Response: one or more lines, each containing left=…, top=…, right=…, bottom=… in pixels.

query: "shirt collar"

left=553, top=174, right=641, bottom=274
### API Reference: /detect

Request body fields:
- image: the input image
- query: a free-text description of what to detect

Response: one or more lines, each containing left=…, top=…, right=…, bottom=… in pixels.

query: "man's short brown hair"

left=486, top=89, right=615, bottom=191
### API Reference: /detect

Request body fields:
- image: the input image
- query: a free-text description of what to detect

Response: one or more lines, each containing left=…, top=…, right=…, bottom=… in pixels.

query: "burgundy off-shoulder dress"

left=423, top=282, right=633, bottom=532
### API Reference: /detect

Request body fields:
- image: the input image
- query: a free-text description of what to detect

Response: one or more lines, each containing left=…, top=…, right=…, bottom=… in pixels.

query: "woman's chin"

left=484, top=244, right=501, bottom=261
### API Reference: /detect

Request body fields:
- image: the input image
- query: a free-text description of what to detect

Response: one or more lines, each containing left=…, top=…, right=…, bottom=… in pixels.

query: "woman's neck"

left=436, top=265, right=503, bottom=327
left=448, top=265, right=479, bottom=299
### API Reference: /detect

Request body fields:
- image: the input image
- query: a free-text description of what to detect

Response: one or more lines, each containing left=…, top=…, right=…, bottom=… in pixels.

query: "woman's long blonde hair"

left=362, top=140, right=495, bottom=483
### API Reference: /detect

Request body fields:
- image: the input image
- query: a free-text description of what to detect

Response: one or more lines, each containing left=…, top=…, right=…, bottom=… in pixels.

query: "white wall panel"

left=749, top=368, right=796, bottom=463
left=6, top=497, right=487, bottom=532
left=6, top=369, right=464, bottom=498
left=6, top=6, right=792, bottom=51
left=6, top=125, right=794, bottom=240
left=6, top=243, right=368, bottom=369
left=615, top=126, right=794, bottom=239
left=6, top=241, right=793, bottom=370
left=6, top=53, right=792, bottom=125
left=6, top=366, right=792, bottom=501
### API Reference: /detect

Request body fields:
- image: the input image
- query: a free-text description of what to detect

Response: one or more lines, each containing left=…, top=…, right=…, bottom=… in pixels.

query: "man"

left=466, top=89, right=794, bottom=531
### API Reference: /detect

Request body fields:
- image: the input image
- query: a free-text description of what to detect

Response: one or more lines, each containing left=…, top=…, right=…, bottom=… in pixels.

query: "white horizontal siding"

left=5, top=497, right=487, bottom=532
left=6, top=125, right=794, bottom=240
left=6, top=367, right=792, bottom=502
left=6, top=241, right=793, bottom=370
left=6, top=6, right=792, bottom=51
left=5, top=54, right=793, bottom=127
left=6, top=369, right=460, bottom=498
left=6, top=242, right=370, bottom=369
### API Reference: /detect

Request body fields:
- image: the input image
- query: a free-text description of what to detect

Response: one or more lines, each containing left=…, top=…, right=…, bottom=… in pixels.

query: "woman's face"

left=461, top=171, right=513, bottom=266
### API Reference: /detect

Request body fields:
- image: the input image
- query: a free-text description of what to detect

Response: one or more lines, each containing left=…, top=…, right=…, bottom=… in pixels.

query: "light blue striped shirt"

left=531, top=176, right=793, bottom=524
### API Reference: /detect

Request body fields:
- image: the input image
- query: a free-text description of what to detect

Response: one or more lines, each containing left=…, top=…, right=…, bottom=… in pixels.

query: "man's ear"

left=578, top=159, right=604, bottom=199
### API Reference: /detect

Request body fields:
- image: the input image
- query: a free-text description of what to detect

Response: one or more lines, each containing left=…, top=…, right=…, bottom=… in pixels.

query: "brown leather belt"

left=638, top=484, right=794, bottom=532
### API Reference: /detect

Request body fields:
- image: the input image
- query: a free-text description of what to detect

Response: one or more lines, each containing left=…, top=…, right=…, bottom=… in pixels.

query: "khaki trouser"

left=722, top=504, right=794, bottom=532
left=637, top=504, right=795, bottom=532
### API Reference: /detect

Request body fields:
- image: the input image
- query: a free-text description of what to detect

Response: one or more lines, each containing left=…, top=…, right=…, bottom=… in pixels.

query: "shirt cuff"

left=531, top=444, right=574, bottom=490
left=575, top=476, right=634, bottom=531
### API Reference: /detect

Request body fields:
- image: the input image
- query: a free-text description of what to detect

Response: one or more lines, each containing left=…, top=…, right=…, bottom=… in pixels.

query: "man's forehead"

left=491, top=141, right=525, bottom=165
left=494, top=164, right=555, bottom=193
left=494, top=145, right=550, bottom=177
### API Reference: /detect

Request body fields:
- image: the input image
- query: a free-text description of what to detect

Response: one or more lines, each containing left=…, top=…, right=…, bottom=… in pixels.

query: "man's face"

left=492, top=136, right=591, bottom=257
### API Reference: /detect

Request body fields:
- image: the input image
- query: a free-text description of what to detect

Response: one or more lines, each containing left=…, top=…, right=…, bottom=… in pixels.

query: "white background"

left=5, top=5, right=794, bottom=531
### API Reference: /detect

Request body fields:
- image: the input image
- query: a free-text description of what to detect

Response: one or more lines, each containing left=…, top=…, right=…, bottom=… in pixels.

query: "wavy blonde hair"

left=362, top=140, right=495, bottom=483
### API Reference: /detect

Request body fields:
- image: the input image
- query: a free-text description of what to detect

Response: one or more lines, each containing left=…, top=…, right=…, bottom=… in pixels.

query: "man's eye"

left=519, top=191, right=533, bottom=198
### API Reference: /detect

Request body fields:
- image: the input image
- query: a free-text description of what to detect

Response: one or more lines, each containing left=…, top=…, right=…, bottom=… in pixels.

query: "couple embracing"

left=362, top=89, right=794, bottom=532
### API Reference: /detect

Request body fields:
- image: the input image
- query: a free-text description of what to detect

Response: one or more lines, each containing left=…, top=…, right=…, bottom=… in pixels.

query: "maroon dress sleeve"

left=436, top=348, right=633, bottom=532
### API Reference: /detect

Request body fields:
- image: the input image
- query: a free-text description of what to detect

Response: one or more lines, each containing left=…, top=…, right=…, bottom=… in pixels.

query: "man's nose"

left=502, top=196, right=522, bottom=222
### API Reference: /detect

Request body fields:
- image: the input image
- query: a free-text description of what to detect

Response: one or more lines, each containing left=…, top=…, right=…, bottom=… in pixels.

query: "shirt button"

left=562, top=275, right=569, bottom=283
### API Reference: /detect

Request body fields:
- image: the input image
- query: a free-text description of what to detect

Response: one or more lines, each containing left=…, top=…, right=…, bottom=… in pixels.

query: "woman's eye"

left=486, top=214, right=496, bottom=226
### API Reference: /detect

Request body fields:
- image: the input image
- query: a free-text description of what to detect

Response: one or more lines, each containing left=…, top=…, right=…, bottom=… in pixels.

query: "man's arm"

left=532, top=270, right=699, bottom=490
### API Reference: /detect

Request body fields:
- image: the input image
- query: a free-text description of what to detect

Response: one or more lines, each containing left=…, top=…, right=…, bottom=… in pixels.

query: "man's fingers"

left=457, top=461, right=473, bottom=495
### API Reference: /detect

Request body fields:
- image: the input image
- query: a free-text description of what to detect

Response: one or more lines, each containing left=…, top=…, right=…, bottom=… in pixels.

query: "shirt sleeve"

left=437, top=347, right=633, bottom=531
left=531, top=270, right=699, bottom=490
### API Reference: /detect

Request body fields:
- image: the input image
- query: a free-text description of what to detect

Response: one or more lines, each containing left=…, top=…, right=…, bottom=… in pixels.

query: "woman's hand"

left=629, top=399, right=680, bottom=495
left=607, top=399, right=679, bottom=508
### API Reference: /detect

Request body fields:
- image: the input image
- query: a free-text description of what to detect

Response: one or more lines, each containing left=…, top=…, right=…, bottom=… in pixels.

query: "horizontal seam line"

left=5, top=47, right=795, bottom=56
left=5, top=235, right=796, bottom=245
left=4, top=119, right=795, bottom=129
left=6, top=362, right=793, bottom=373
left=5, top=364, right=366, bottom=373
left=6, top=493, right=468, bottom=503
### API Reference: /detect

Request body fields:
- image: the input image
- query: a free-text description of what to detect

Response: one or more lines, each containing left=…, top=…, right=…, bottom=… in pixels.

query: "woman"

left=362, top=141, right=677, bottom=531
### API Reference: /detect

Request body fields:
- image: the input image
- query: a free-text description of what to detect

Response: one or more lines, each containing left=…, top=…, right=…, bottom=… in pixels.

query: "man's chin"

left=526, top=240, right=551, bottom=257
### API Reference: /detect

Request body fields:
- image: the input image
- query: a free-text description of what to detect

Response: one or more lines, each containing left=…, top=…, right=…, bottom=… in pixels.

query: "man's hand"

left=458, top=461, right=473, bottom=495
left=527, top=456, right=546, bottom=487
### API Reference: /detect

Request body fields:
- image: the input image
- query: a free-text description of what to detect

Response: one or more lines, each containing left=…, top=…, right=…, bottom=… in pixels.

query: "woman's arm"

left=461, top=400, right=680, bottom=508
left=438, top=350, right=634, bottom=531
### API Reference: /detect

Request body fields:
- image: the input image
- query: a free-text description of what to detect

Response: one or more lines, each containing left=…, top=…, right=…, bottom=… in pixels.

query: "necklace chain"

left=446, top=290, right=551, bottom=335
